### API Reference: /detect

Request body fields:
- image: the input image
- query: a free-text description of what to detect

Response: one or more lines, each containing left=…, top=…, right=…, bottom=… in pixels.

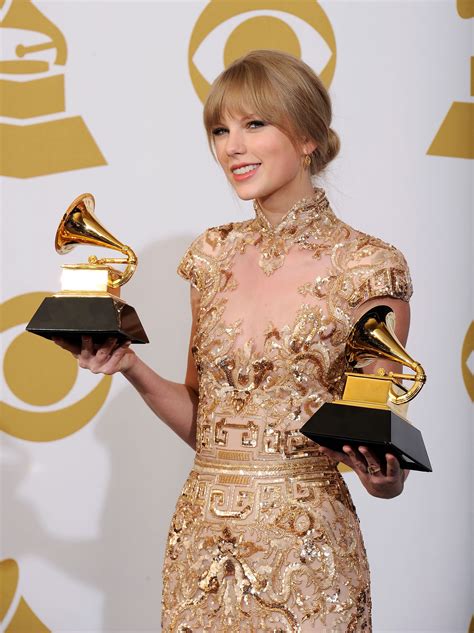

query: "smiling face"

left=211, top=111, right=314, bottom=213
left=203, top=51, right=337, bottom=216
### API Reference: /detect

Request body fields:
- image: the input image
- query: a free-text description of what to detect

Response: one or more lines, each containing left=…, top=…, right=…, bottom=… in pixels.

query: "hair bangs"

left=203, top=62, right=286, bottom=143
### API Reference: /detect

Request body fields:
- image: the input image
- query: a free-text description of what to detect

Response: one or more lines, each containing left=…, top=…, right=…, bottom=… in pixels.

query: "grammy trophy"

left=300, top=305, right=431, bottom=471
left=26, top=193, right=148, bottom=345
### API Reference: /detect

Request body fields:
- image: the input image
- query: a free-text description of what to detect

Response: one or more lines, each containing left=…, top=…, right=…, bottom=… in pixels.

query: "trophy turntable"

left=300, top=305, right=431, bottom=471
left=26, top=193, right=148, bottom=344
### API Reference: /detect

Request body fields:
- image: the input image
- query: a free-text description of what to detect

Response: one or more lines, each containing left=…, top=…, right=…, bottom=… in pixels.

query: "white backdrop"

left=1, top=1, right=472, bottom=632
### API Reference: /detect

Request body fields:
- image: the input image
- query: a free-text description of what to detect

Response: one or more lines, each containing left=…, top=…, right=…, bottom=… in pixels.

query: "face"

left=211, top=111, right=314, bottom=210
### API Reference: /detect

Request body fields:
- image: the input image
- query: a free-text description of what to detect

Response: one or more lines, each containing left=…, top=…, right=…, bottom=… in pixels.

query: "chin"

left=232, top=180, right=279, bottom=202
left=229, top=182, right=261, bottom=201
left=233, top=190, right=255, bottom=201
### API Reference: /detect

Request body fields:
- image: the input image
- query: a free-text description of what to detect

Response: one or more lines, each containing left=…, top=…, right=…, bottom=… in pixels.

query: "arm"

left=121, top=286, right=199, bottom=449
left=319, top=297, right=411, bottom=498
left=54, top=286, right=200, bottom=450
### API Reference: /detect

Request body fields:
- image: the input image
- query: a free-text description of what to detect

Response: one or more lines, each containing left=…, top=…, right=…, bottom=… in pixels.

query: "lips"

left=231, top=163, right=261, bottom=180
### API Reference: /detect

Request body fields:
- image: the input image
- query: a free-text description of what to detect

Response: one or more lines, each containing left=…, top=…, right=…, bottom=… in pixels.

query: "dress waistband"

left=193, top=454, right=338, bottom=478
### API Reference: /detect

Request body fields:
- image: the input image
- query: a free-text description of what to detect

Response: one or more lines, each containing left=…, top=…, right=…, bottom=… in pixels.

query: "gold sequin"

left=164, top=188, right=412, bottom=631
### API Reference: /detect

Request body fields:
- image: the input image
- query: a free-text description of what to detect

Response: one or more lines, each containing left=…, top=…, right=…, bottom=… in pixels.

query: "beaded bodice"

left=164, top=188, right=412, bottom=630
left=178, top=187, right=412, bottom=463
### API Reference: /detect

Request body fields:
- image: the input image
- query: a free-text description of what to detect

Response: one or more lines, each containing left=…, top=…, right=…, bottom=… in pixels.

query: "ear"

left=302, top=139, right=317, bottom=155
left=301, top=138, right=318, bottom=154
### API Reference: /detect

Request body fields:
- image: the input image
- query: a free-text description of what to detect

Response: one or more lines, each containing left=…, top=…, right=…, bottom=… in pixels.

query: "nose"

left=225, top=127, right=246, bottom=157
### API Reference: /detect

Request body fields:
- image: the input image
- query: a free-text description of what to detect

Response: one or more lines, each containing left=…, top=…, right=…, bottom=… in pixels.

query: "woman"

left=55, top=50, right=411, bottom=631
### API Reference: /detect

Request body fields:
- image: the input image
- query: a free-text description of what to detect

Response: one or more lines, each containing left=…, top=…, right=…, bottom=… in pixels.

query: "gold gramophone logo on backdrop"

left=0, top=292, right=111, bottom=442
left=0, top=0, right=106, bottom=178
left=427, top=0, right=473, bottom=159
left=189, top=0, right=336, bottom=103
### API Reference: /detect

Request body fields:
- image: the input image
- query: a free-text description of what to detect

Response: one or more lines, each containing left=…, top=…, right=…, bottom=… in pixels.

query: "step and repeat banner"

left=1, top=1, right=472, bottom=631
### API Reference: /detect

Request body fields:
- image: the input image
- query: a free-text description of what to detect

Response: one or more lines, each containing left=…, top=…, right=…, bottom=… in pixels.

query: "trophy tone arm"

left=386, top=361, right=426, bottom=405
left=88, top=245, right=138, bottom=288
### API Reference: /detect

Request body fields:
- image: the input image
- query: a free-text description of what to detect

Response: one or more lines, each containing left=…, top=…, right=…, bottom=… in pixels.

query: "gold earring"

left=304, top=154, right=311, bottom=168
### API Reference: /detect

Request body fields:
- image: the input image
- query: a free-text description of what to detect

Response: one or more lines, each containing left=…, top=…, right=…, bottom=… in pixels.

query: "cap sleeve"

left=177, top=245, right=199, bottom=289
left=177, top=238, right=209, bottom=293
left=176, top=230, right=222, bottom=302
left=345, top=236, right=413, bottom=309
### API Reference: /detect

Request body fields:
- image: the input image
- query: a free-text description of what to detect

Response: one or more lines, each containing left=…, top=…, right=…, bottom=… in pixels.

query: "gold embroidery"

left=214, top=419, right=259, bottom=448
left=253, top=188, right=340, bottom=274
left=217, top=449, right=251, bottom=461
left=209, top=488, right=254, bottom=519
left=217, top=474, right=250, bottom=485
left=348, top=266, right=413, bottom=307
left=164, top=188, right=412, bottom=630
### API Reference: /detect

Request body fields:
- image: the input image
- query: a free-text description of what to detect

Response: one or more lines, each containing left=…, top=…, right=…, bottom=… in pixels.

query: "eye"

left=247, top=120, right=266, bottom=129
left=1, top=292, right=111, bottom=442
left=211, top=126, right=228, bottom=136
left=189, top=5, right=336, bottom=103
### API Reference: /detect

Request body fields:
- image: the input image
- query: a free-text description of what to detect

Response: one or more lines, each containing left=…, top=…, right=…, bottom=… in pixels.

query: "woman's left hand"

left=319, top=444, right=409, bottom=498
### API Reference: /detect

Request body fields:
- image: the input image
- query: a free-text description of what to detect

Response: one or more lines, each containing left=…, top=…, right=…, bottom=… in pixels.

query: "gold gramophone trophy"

left=26, top=193, right=148, bottom=344
left=301, top=305, right=431, bottom=471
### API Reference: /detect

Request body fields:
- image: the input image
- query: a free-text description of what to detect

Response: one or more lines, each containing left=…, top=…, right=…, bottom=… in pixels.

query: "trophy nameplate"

left=26, top=193, right=149, bottom=344
left=300, top=305, right=431, bottom=472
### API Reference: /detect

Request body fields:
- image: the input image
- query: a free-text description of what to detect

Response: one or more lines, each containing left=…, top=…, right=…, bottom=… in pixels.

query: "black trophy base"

left=26, top=296, right=149, bottom=344
left=300, top=402, right=432, bottom=472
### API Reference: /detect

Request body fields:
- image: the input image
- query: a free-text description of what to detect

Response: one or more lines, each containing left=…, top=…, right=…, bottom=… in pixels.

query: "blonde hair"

left=203, top=49, right=340, bottom=175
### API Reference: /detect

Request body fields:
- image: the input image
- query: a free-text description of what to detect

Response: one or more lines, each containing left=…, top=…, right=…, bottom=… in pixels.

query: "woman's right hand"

left=53, top=335, right=137, bottom=375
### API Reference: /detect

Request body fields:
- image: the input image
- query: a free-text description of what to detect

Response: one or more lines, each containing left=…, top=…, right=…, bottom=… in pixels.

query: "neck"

left=255, top=177, right=315, bottom=228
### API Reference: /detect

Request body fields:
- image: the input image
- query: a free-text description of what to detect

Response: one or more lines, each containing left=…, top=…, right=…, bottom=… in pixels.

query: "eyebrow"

left=237, top=112, right=259, bottom=121
left=217, top=112, right=259, bottom=125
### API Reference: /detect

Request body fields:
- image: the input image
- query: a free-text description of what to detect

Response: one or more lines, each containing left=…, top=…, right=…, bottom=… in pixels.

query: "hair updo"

left=203, top=49, right=340, bottom=175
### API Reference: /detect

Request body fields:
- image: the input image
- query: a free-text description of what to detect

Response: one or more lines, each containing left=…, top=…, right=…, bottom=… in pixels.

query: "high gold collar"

left=253, top=187, right=334, bottom=235
left=252, top=188, right=338, bottom=275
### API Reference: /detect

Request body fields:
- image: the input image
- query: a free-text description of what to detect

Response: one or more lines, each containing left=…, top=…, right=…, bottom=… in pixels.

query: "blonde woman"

left=55, top=50, right=411, bottom=631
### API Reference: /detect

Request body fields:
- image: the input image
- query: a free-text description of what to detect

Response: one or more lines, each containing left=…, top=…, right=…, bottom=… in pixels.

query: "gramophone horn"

left=55, top=193, right=137, bottom=288
left=346, top=305, right=426, bottom=405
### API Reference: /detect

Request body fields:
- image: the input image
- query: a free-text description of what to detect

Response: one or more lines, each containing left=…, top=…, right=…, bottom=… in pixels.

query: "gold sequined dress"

left=161, top=188, right=412, bottom=632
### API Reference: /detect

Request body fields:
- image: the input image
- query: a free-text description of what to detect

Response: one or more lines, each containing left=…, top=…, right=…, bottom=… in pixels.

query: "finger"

left=385, top=453, right=402, bottom=479
left=98, top=346, right=131, bottom=374
left=94, top=337, right=118, bottom=362
left=108, top=340, right=131, bottom=359
left=342, top=445, right=368, bottom=474
left=318, top=446, right=351, bottom=467
left=114, top=339, right=131, bottom=354
left=358, top=445, right=379, bottom=465
left=358, top=446, right=383, bottom=476
left=81, top=336, right=94, bottom=359
left=52, top=337, right=81, bottom=356
left=88, top=339, right=120, bottom=373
